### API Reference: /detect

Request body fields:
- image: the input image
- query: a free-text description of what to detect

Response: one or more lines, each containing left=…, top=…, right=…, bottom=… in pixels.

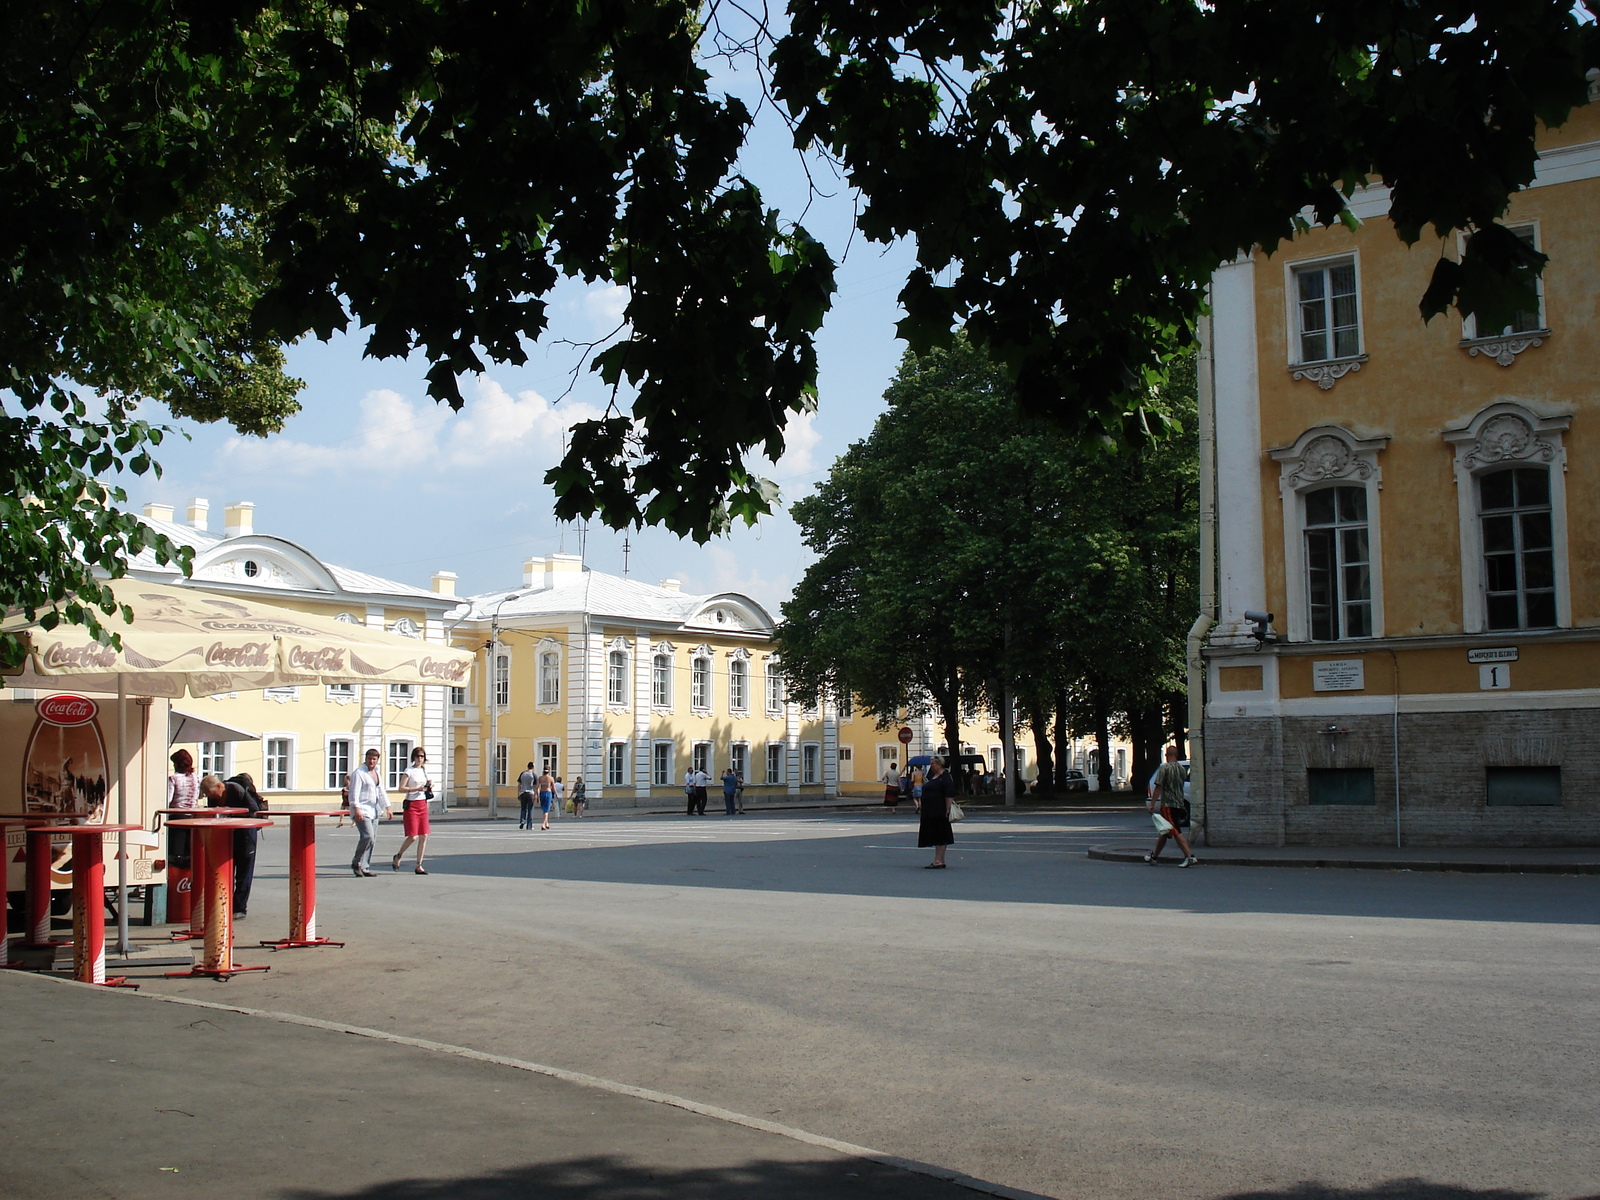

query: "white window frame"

left=607, top=740, right=628, bottom=787
left=493, top=651, right=510, bottom=708
left=691, top=652, right=712, bottom=713
left=263, top=685, right=299, bottom=703
left=691, top=741, right=712, bottom=776
left=802, top=742, right=820, bottom=785
left=765, top=661, right=785, bottom=714
left=1286, top=252, right=1364, bottom=367
left=1460, top=222, right=1549, bottom=343
left=449, top=685, right=467, bottom=706
left=538, top=646, right=561, bottom=707
left=730, top=741, right=749, bottom=782
left=1443, top=402, right=1571, bottom=633
left=651, top=649, right=674, bottom=709
left=493, top=741, right=509, bottom=788
left=1270, top=426, right=1389, bottom=643
left=326, top=682, right=357, bottom=704
left=387, top=739, right=414, bottom=789
left=766, top=742, right=784, bottom=785
left=199, top=741, right=229, bottom=778
left=652, top=740, right=674, bottom=786
left=263, top=734, right=295, bottom=791
left=728, top=654, right=749, bottom=714
left=387, top=683, right=416, bottom=706
left=537, top=740, right=560, bottom=777
left=325, top=737, right=352, bottom=791
left=607, top=647, right=629, bottom=707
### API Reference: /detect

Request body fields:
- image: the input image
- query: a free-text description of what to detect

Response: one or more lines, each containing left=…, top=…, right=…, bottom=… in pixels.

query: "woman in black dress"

left=917, top=756, right=956, bottom=868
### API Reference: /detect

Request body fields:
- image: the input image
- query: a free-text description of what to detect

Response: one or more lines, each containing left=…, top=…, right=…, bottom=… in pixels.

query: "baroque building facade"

left=1198, top=89, right=1600, bottom=846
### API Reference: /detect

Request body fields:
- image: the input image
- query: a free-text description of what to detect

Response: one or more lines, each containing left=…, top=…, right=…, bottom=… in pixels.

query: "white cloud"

left=216, top=379, right=607, bottom=482
left=583, top=283, right=630, bottom=330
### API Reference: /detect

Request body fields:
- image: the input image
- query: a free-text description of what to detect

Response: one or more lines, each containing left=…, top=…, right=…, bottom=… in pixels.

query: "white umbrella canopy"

left=4, top=578, right=472, bottom=698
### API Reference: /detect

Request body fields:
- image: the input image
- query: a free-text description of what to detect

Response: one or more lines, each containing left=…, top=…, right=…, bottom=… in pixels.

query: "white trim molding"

left=1442, top=402, right=1572, bottom=633
left=1270, top=425, right=1390, bottom=644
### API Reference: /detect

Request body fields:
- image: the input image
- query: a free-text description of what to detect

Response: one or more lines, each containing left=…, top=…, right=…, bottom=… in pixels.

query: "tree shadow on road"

left=1218, top=1183, right=1594, bottom=1200
left=276, top=1153, right=1003, bottom=1200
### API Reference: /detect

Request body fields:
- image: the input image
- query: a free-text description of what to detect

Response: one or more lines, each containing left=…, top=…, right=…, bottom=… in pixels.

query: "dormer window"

left=243, top=560, right=259, bottom=578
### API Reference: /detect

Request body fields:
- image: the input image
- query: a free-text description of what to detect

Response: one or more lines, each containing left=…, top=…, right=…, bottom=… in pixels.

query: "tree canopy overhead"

left=3, top=1, right=1596, bottom=648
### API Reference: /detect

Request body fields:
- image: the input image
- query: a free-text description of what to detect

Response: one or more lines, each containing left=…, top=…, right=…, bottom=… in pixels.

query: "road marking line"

left=20, top=973, right=1057, bottom=1200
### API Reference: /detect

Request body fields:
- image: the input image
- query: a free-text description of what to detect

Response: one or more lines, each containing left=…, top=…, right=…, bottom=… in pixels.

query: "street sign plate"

left=1467, top=647, right=1518, bottom=663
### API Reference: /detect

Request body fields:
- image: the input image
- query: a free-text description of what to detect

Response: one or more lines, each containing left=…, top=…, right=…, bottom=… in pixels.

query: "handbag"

left=949, top=799, right=965, bottom=822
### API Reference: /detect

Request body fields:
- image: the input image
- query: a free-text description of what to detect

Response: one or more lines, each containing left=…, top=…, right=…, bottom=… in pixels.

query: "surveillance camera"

left=1243, top=610, right=1274, bottom=624
left=1242, top=610, right=1276, bottom=647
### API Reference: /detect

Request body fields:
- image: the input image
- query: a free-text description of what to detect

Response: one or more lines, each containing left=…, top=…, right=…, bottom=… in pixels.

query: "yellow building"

left=446, top=555, right=840, bottom=807
left=1198, top=90, right=1600, bottom=845
left=128, top=499, right=459, bottom=810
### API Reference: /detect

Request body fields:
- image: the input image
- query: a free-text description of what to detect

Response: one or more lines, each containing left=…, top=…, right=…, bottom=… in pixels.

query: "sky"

left=125, top=44, right=919, bottom=620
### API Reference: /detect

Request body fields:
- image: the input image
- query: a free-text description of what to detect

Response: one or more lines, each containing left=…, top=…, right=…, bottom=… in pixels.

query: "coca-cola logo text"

left=287, top=646, right=346, bottom=672
left=42, top=642, right=118, bottom=670
left=38, top=694, right=99, bottom=726
left=420, top=656, right=469, bottom=683
left=204, top=641, right=272, bottom=668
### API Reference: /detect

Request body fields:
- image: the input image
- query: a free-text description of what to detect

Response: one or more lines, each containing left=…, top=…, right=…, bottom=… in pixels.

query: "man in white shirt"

left=684, top=766, right=709, bottom=816
left=346, top=749, right=392, bottom=877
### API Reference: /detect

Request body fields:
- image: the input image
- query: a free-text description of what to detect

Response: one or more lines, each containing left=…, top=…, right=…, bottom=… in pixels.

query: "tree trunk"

left=1094, top=705, right=1113, bottom=792
left=1167, top=691, right=1188, bottom=760
left=1129, top=704, right=1163, bottom=795
left=1026, top=697, right=1053, bottom=794
left=1053, top=696, right=1070, bottom=788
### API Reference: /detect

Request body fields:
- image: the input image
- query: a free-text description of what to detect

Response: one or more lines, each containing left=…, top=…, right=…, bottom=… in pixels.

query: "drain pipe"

left=1187, top=308, right=1219, bottom=846
left=1387, top=647, right=1402, bottom=848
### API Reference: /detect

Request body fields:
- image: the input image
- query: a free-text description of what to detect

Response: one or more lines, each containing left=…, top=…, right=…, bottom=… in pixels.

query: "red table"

left=260, top=812, right=347, bottom=951
left=156, top=808, right=249, bottom=942
left=0, top=818, right=44, bottom=966
left=65, top=824, right=143, bottom=988
left=12, top=816, right=86, bottom=954
left=163, top=819, right=273, bottom=980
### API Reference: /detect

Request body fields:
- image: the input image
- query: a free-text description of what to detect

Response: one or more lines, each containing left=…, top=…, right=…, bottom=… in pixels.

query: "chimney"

left=522, top=557, right=545, bottom=587
left=223, top=501, right=255, bottom=538
left=659, top=578, right=681, bottom=593
left=142, top=502, right=174, bottom=522
left=431, top=571, right=457, bottom=596
left=547, top=553, right=583, bottom=580
left=187, top=498, right=210, bottom=531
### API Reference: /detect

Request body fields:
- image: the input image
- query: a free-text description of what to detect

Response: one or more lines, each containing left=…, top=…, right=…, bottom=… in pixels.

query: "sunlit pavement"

left=51, top=811, right=1600, bottom=1199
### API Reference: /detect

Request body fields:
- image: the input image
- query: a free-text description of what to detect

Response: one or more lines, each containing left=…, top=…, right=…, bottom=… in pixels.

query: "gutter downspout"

left=1187, top=307, right=1219, bottom=847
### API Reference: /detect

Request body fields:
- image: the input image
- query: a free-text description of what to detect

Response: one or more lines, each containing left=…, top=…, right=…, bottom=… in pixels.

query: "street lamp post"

left=485, top=593, right=518, bottom=820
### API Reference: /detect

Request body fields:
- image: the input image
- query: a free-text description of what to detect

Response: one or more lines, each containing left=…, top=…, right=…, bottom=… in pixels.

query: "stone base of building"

left=1203, top=707, right=1600, bottom=847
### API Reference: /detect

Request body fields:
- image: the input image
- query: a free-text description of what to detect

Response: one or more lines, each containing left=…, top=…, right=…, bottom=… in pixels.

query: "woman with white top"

left=391, top=747, right=432, bottom=875
left=166, top=748, right=200, bottom=870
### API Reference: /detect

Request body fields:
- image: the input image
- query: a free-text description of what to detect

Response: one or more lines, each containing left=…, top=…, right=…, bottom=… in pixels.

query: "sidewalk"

left=0, top=970, right=1040, bottom=1200
left=1088, top=842, right=1600, bottom=873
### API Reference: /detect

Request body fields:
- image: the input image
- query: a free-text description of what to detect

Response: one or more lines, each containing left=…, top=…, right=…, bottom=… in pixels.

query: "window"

left=730, top=743, right=748, bottom=781
left=652, top=741, right=673, bottom=786
left=387, top=740, right=413, bottom=788
left=691, top=657, right=711, bottom=710
left=388, top=683, right=415, bottom=704
left=729, top=658, right=748, bottom=712
left=538, top=741, right=560, bottom=776
left=326, top=739, right=351, bottom=790
left=692, top=742, right=711, bottom=776
left=199, top=741, right=228, bottom=777
left=652, top=653, right=672, bottom=707
left=494, top=743, right=508, bottom=787
left=802, top=743, right=820, bottom=784
left=494, top=654, right=509, bottom=707
left=608, top=650, right=628, bottom=706
left=1294, top=258, right=1360, bottom=362
left=538, top=651, right=560, bottom=706
left=327, top=683, right=356, bottom=702
left=607, top=742, right=626, bottom=787
left=1485, top=766, right=1561, bottom=806
left=1466, top=226, right=1545, bottom=338
left=1304, top=486, right=1372, bottom=640
left=264, top=738, right=292, bottom=790
left=766, top=665, right=785, bottom=712
left=766, top=743, right=784, bottom=785
left=1307, top=767, right=1375, bottom=806
left=1480, top=467, right=1556, bottom=630
left=449, top=686, right=467, bottom=705
left=264, top=685, right=299, bottom=701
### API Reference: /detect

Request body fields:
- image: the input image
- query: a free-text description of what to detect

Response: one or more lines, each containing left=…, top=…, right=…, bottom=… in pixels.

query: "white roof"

left=452, top=564, right=774, bottom=636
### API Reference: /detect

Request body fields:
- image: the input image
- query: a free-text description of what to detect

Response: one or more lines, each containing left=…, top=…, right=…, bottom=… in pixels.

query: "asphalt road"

left=44, top=810, right=1600, bottom=1199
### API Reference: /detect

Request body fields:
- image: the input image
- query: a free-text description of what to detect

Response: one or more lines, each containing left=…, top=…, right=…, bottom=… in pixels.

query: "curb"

left=1087, top=845, right=1600, bottom=874
left=16, top=972, right=1059, bottom=1200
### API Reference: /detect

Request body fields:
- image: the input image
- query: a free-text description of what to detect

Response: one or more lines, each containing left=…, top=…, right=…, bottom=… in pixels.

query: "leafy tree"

left=5, top=1, right=1593, bottom=654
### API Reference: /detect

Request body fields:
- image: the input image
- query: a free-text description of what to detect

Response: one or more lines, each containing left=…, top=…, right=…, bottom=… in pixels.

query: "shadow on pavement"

left=278, top=1155, right=996, bottom=1200
left=1218, top=1183, right=1593, bottom=1200
left=432, top=822, right=1600, bottom=926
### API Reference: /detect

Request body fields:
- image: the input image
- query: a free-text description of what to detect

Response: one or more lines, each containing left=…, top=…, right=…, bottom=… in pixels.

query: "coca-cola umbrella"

left=2, top=578, right=473, bottom=955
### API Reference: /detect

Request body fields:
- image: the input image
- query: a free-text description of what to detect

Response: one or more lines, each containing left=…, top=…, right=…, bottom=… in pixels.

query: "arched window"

left=1480, top=467, right=1555, bottom=630
left=691, top=656, right=711, bottom=710
left=493, top=654, right=509, bottom=707
left=728, top=657, right=748, bottom=712
left=1304, top=485, right=1372, bottom=640
left=652, top=652, right=672, bottom=707
left=539, top=651, right=560, bottom=706
left=607, top=650, right=628, bottom=706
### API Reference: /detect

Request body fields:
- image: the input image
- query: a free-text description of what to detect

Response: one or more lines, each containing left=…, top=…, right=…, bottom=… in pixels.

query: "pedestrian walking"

left=917, top=756, right=956, bottom=868
left=722, top=766, right=739, bottom=816
left=391, top=747, right=432, bottom=874
left=572, top=776, right=587, bottom=818
left=881, top=761, right=901, bottom=813
left=910, top=764, right=924, bottom=812
left=1145, top=746, right=1198, bottom=867
left=536, top=767, right=556, bottom=830
left=553, top=775, right=565, bottom=821
left=345, top=749, right=392, bottom=876
left=517, top=762, right=537, bottom=829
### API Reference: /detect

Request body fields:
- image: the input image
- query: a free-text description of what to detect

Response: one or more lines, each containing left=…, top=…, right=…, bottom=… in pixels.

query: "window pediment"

left=1269, top=426, right=1389, bottom=494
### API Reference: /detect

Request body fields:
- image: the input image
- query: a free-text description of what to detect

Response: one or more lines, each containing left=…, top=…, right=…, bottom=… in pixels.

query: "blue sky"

left=129, top=49, right=918, bottom=618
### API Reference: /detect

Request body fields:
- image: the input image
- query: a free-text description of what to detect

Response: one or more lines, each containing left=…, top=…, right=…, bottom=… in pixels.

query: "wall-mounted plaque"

left=1312, top=659, right=1365, bottom=692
